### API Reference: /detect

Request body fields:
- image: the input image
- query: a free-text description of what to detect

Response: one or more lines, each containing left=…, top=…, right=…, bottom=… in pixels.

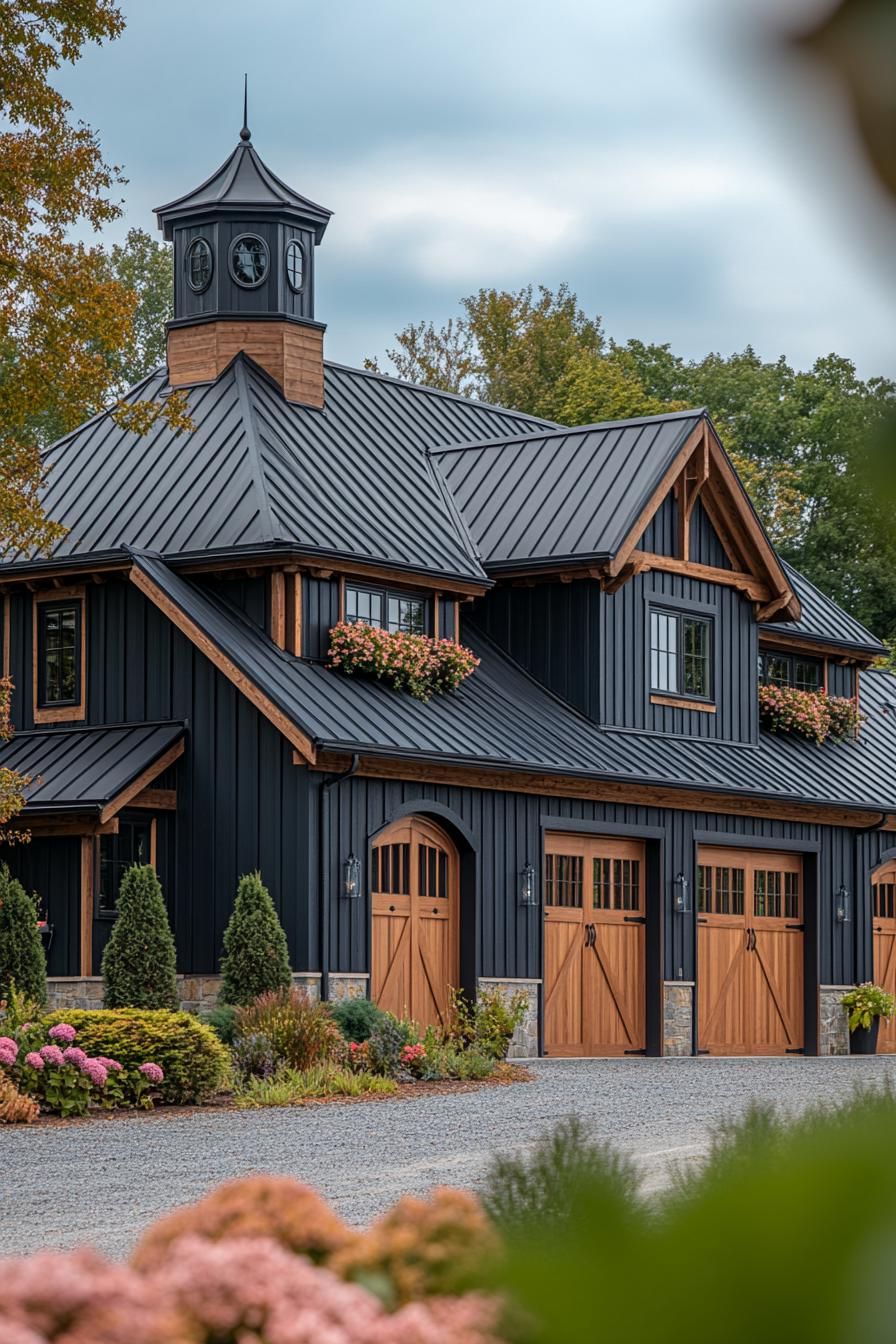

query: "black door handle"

left=389, top=905, right=395, bottom=912
left=432, top=908, right=439, bottom=915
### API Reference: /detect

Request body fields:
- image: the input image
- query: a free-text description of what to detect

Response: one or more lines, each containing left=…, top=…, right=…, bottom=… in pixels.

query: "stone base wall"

left=328, top=974, right=370, bottom=1002
left=477, top=977, right=540, bottom=1059
left=663, top=981, right=694, bottom=1056
left=47, top=972, right=322, bottom=1014
left=819, top=985, right=851, bottom=1056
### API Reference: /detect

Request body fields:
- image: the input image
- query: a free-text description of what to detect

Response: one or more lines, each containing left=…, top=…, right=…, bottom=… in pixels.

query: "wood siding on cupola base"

left=166, top=317, right=325, bottom=408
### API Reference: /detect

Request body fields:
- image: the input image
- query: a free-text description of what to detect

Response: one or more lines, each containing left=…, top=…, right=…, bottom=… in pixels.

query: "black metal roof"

left=760, top=562, right=884, bottom=657
left=154, top=136, right=332, bottom=241
left=432, top=410, right=705, bottom=571
left=3, top=357, right=551, bottom=584
left=132, top=552, right=896, bottom=816
left=0, top=721, right=185, bottom=815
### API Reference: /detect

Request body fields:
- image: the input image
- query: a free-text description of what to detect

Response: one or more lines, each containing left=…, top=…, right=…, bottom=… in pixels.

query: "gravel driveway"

left=2, top=1055, right=895, bottom=1259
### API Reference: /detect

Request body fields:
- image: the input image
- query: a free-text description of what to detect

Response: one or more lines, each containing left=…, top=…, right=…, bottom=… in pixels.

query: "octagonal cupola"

left=154, top=102, right=332, bottom=407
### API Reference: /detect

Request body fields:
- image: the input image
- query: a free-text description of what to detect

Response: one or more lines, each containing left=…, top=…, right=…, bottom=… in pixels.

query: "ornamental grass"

left=328, top=622, right=479, bottom=701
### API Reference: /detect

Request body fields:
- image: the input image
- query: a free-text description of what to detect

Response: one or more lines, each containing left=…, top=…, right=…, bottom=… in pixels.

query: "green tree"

left=101, top=865, right=178, bottom=1010
left=98, top=227, right=173, bottom=392
left=0, top=865, right=47, bottom=1008
left=220, top=871, right=292, bottom=1007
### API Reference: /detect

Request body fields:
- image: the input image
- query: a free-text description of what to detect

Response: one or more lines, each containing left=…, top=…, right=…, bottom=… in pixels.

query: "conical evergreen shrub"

left=0, top=864, right=47, bottom=1008
left=221, top=870, right=291, bottom=1006
left=101, top=864, right=179, bottom=1010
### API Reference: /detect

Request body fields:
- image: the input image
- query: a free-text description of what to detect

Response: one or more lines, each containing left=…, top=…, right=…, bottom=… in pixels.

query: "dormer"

left=154, top=102, right=332, bottom=408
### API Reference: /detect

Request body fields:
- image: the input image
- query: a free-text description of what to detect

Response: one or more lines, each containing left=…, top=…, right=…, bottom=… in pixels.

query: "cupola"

left=154, top=96, right=332, bottom=408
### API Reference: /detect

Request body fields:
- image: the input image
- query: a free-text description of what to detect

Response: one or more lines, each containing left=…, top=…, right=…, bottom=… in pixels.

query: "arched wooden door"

left=872, top=860, right=896, bottom=1054
left=697, top=847, right=803, bottom=1055
left=370, top=817, right=459, bottom=1029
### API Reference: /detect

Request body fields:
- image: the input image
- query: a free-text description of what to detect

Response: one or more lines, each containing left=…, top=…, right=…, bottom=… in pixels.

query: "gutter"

left=318, top=753, right=360, bottom=1000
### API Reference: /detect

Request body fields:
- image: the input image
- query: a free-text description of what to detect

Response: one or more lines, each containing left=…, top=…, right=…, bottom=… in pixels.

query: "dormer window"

left=186, top=237, right=213, bottom=292
left=345, top=583, right=427, bottom=635
left=650, top=607, right=712, bottom=700
left=285, top=239, right=305, bottom=292
left=760, top=651, right=822, bottom=692
left=230, top=234, right=268, bottom=287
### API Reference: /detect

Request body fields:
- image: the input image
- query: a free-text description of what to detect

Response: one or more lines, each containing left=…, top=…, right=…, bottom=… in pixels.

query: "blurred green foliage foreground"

left=484, top=1092, right=896, bottom=1343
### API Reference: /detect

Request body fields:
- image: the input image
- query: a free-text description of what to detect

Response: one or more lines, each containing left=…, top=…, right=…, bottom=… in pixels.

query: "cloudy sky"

left=57, top=0, right=896, bottom=377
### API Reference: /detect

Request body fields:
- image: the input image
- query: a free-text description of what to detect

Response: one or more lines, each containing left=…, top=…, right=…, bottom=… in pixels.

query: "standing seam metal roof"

left=130, top=552, right=896, bottom=816
left=761, top=561, right=884, bottom=655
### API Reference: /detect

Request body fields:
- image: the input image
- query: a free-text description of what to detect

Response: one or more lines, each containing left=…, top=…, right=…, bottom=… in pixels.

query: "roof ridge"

left=233, top=358, right=280, bottom=544
left=323, top=359, right=558, bottom=428
left=430, top=406, right=707, bottom=456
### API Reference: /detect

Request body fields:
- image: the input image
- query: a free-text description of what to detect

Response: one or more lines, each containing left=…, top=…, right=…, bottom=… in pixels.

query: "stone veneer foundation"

left=477, top=977, right=540, bottom=1058
left=663, top=981, right=694, bottom=1056
left=818, top=985, right=851, bottom=1056
left=327, top=973, right=370, bottom=1002
left=47, top=972, right=322, bottom=1014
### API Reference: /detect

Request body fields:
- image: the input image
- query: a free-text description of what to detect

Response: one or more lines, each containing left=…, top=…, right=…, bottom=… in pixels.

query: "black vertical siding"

left=439, top=599, right=459, bottom=641
left=302, top=576, right=340, bottom=660
left=689, top=499, right=732, bottom=568
left=202, top=575, right=269, bottom=632
left=828, top=662, right=856, bottom=699
left=470, top=580, right=598, bottom=716
left=638, top=492, right=678, bottom=556
left=4, top=837, right=80, bottom=977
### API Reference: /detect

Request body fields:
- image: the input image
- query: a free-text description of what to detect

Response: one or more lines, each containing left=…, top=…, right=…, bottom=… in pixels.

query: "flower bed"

left=328, top=621, right=479, bottom=701
left=758, top=684, right=863, bottom=744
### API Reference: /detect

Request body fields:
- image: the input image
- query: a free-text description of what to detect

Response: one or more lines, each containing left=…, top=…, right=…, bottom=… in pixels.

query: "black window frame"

left=228, top=232, right=269, bottom=289
left=36, top=600, right=82, bottom=709
left=649, top=605, right=714, bottom=703
left=344, top=583, right=430, bottom=636
left=185, top=236, right=213, bottom=293
left=759, top=650, right=823, bottom=692
left=284, top=238, right=305, bottom=293
left=96, top=814, right=154, bottom=919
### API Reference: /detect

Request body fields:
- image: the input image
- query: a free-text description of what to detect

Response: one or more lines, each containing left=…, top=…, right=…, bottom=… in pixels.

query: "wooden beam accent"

left=759, top=631, right=872, bottom=665
left=629, top=551, right=771, bottom=602
left=129, top=786, right=177, bottom=811
left=310, top=750, right=891, bottom=831
left=129, top=564, right=318, bottom=763
left=99, top=739, right=186, bottom=824
left=149, top=816, right=157, bottom=869
left=433, top=592, right=440, bottom=639
left=755, top=593, right=791, bottom=623
left=285, top=573, right=302, bottom=655
left=650, top=693, right=717, bottom=714
left=32, top=586, right=87, bottom=725
left=338, top=575, right=346, bottom=622
left=79, top=836, right=93, bottom=977
left=608, top=423, right=707, bottom=578
left=175, top=553, right=488, bottom=599
left=270, top=571, right=286, bottom=649
left=9, top=816, right=119, bottom=838
left=0, top=559, right=129, bottom=592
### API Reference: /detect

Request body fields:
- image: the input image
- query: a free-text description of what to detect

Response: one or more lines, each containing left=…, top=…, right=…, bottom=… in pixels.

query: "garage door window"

left=544, top=853, right=583, bottom=907
left=697, top=863, right=745, bottom=916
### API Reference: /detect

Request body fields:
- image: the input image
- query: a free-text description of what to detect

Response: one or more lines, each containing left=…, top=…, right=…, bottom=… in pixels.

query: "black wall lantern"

left=673, top=872, right=691, bottom=914
left=835, top=884, right=851, bottom=924
left=519, top=862, right=537, bottom=907
left=342, top=854, right=361, bottom=899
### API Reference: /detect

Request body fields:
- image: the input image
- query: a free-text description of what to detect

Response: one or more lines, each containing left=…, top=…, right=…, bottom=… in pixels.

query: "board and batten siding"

left=4, top=579, right=315, bottom=977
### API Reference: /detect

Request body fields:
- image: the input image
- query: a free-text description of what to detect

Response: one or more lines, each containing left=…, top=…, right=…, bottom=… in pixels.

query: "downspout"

left=319, top=754, right=360, bottom=1001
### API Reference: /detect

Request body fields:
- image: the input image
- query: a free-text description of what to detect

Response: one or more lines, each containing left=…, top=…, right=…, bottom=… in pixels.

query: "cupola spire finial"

left=240, top=73, right=250, bottom=142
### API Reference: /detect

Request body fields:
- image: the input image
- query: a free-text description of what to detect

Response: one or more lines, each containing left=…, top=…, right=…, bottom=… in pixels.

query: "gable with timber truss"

left=604, top=418, right=801, bottom=623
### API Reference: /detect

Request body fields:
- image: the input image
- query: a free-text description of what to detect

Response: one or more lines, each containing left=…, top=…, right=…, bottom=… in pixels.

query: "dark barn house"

left=3, top=122, right=896, bottom=1058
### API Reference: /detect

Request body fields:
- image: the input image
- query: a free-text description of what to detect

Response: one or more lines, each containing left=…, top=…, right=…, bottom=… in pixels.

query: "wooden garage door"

left=697, top=847, right=803, bottom=1055
left=543, top=834, right=646, bottom=1056
left=371, top=817, right=459, bottom=1030
left=872, top=861, right=896, bottom=1054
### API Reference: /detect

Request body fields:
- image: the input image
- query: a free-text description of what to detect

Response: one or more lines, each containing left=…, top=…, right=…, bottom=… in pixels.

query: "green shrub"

left=366, top=1013, right=415, bottom=1077
left=484, top=1115, right=640, bottom=1231
left=446, top=986, right=527, bottom=1060
left=101, top=865, right=178, bottom=1010
left=44, top=1008, right=230, bottom=1104
left=220, top=871, right=291, bottom=1006
left=234, top=1062, right=396, bottom=1108
left=202, top=1002, right=236, bottom=1045
left=234, top=987, right=342, bottom=1071
left=840, top=981, right=896, bottom=1030
left=328, top=996, right=386, bottom=1044
left=0, top=866, right=47, bottom=1009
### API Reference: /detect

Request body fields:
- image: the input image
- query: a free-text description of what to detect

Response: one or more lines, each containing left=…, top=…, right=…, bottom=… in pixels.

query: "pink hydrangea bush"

left=0, top=1235, right=501, bottom=1344
left=328, top=622, right=479, bottom=702
left=758, top=684, right=864, bottom=744
left=0, top=1019, right=162, bottom=1120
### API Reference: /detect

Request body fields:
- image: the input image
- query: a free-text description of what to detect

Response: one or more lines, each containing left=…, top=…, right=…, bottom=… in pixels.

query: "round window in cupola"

left=285, top=239, right=305, bottom=292
left=186, top=237, right=213, bottom=293
left=229, top=233, right=269, bottom=287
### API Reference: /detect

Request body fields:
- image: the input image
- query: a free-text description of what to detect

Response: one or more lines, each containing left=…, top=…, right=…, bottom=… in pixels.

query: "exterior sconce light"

left=342, top=854, right=361, bottom=899
left=673, top=873, right=691, bottom=914
left=835, top=885, right=851, bottom=924
left=519, top=862, right=537, bottom=907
